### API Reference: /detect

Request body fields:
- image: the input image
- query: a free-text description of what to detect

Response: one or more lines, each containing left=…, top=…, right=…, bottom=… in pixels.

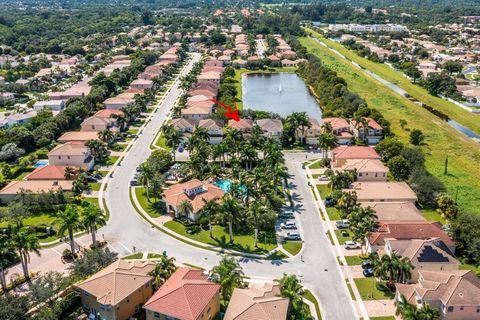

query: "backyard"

left=301, top=36, right=480, bottom=215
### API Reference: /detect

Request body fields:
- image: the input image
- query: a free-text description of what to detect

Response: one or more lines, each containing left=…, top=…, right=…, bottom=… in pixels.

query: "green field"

left=305, top=28, right=480, bottom=135
left=233, top=67, right=297, bottom=110
left=301, top=36, right=480, bottom=215
left=134, top=187, right=163, bottom=218
left=164, top=220, right=277, bottom=254
left=316, top=184, right=331, bottom=199
left=335, top=229, right=352, bottom=244
left=326, top=207, right=341, bottom=220
left=153, top=133, right=172, bottom=151
left=422, top=209, right=446, bottom=224
left=344, top=255, right=366, bottom=266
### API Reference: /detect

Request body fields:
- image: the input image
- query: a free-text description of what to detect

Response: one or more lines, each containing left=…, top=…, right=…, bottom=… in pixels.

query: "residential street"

left=5, top=53, right=359, bottom=319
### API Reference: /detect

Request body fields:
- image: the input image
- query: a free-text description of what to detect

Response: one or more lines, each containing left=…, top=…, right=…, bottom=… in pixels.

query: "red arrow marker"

left=210, top=99, right=240, bottom=121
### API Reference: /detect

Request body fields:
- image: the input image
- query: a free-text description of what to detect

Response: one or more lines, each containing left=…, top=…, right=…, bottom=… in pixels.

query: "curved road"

left=6, top=53, right=359, bottom=319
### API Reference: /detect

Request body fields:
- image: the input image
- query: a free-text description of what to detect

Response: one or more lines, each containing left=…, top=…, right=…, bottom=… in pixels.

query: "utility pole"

left=444, top=155, right=448, bottom=175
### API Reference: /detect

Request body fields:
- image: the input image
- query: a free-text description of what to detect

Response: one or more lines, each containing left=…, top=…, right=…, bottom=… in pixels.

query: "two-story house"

left=256, top=119, right=283, bottom=141
left=198, top=119, right=224, bottom=144
left=350, top=117, right=384, bottom=144
left=296, top=118, right=322, bottom=145
left=48, top=141, right=95, bottom=170
left=322, top=117, right=353, bottom=145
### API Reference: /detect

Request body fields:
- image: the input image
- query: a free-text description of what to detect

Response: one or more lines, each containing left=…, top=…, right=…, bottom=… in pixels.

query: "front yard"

left=134, top=187, right=164, bottom=218
left=282, top=241, right=302, bottom=256
left=163, top=219, right=278, bottom=254
left=353, top=278, right=395, bottom=300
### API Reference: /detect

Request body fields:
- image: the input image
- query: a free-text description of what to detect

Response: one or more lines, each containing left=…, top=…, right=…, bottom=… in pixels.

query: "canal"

left=242, top=73, right=322, bottom=118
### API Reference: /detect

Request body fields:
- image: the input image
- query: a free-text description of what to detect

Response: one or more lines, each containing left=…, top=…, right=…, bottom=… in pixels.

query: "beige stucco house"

left=48, top=141, right=95, bottom=170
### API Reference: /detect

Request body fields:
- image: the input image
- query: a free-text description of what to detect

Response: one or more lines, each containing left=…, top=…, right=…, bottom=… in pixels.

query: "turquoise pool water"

left=33, top=159, right=49, bottom=168
left=215, top=179, right=232, bottom=192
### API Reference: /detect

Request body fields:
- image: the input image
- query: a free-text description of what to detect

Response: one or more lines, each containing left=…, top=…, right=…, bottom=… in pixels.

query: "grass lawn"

left=108, top=156, right=120, bottom=165
left=267, top=250, right=288, bottom=260
left=111, top=143, right=127, bottom=152
left=154, top=133, right=172, bottom=151
left=459, top=264, right=480, bottom=276
left=147, top=253, right=163, bottom=259
left=303, top=290, right=322, bottom=320
left=422, top=209, right=446, bottom=224
left=305, top=28, right=480, bottom=136
left=0, top=214, right=62, bottom=243
left=123, top=253, right=143, bottom=260
left=134, top=187, right=164, bottom=218
left=89, top=183, right=102, bottom=191
left=128, top=128, right=139, bottom=135
left=233, top=67, right=298, bottom=110
left=326, top=207, right=341, bottom=220
left=354, top=278, right=395, bottom=300
left=334, top=229, right=352, bottom=244
left=345, top=280, right=356, bottom=300
left=316, top=184, right=331, bottom=199
left=282, top=241, right=302, bottom=256
left=345, top=255, right=366, bottom=266
left=301, top=35, right=480, bottom=215
left=164, top=220, right=277, bottom=254
left=308, top=160, right=325, bottom=169
left=82, top=197, right=100, bottom=208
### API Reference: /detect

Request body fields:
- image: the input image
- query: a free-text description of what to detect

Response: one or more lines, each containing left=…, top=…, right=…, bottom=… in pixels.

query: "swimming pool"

left=33, top=159, right=49, bottom=168
left=215, top=179, right=232, bottom=192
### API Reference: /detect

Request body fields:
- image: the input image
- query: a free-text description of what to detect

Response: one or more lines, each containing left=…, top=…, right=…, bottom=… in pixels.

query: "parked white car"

left=280, top=221, right=297, bottom=230
left=318, top=175, right=330, bottom=181
left=344, top=241, right=361, bottom=249
left=336, top=219, right=350, bottom=229
left=284, top=232, right=301, bottom=241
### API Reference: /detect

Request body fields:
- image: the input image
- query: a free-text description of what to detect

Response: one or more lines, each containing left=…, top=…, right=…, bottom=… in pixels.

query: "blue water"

left=33, top=160, right=49, bottom=168
left=215, top=179, right=232, bottom=192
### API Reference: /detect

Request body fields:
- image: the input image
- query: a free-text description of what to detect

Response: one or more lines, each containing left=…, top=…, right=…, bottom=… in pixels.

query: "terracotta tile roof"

left=188, top=89, right=217, bottom=98
left=224, top=283, right=289, bottom=320
left=187, top=95, right=212, bottom=103
left=162, top=179, right=224, bottom=213
left=93, top=109, right=124, bottom=118
left=345, top=181, right=417, bottom=202
left=198, top=119, right=224, bottom=130
left=332, top=146, right=380, bottom=160
left=337, top=158, right=388, bottom=173
left=49, top=141, right=90, bottom=156
left=322, top=117, right=350, bottom=130
left=186, top=100, right=215, bottom=109
left=181, top=105, right=213, bottom=116
left=172, top=118, right=196, bottom=130
left=198, top=71, right=221, bottom=80
left=76, top=260, right=155, bottom=306
left=256, top=119, right=283, bottom=133
left=228, top=119, right=253, bottom=131
left=144, top=267, right=220, bottom=320
left=387, top=238, right=459, bottom=265
left=0, top=180, right=73, bottom=195
left=124, top=88, right=144, bottom=95
left=360, top=202, right=424, bottom=221
left=131, top=79, right=153, bottom=86
left=25, top=166, right=69, bottom=180
left=58, top=131, right=99, bottom=143
left=350, top=117, right=383, bottom=130
left=368, top=221, right=454, bottom=247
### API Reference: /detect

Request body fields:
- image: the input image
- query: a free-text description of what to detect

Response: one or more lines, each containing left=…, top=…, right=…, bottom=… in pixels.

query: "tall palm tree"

left=81, top=204, right=106, bottom=247
left=164, top=128, right=183, bottom=160
left=112, top=113, right=129, bottom=130
left=148, top=252, right=177, bottom=290
left=318, top=132, right=337, bottom=159
left=178, top=200, right=193, bottom=219
left=221, top=195, right=239, bottom=243
left=240, top=143, right=257, bottom=171
left=10, top=224, right=41, bottom=279
left=64, top=166, right=77, bottom=180
left=417, top=303, right=441, bottom=320
left=99, top=129, right=114, bottom=145
left=210, top=256, right=244, bottom=302
left=199, top=199, right=220, bottom=238
left=138, top=163, right=154, bottom=200
left=247, top=201, right=275, bottom=247
left=0, top=235, right=16, bottom=290
left=286, top=112, right=310, bottom=144
left=335, top=191, right=358, bottom=218
left=56, top=205, right=83, bottom=255
left=277, top=274, right=308, bottom=319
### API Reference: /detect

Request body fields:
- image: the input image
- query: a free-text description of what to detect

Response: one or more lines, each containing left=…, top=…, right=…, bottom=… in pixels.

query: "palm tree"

left=138, top=163, right=154, bottom=200
left=64, top=166, right=77, bottom=180
left=318, top=132, right=337, bottom=159
left=221, top=195, right=239, bottom=243
left=0, top=235, right=16, bottom=290
left=240, top=143, right=257, bottom=171
left=164, top=127, right=183, bottom=160
left=210, top=256, right=244, bottom=302
left=99, top=129, right=114, bottom=145
left=286, top=112, right=310, bottom=144
left=178, top=200, right=193, bottom=219
left=277, top=274, right=309, bottom=319
left=395, top=294, right=416, bottom=318
left=10, top=225, right=41, bottom=279
left=417, top=303, right=441, bottom=320
left=148, top=252, right=177, bottom=290
left=56, top=205, right=83, bottom=255
left=374, top=252, right=414, bottom=286
left=247, top=201, right=275, bottom=247
left=199, top=199, right=220, bottom=238
left=81, top=204, right=106, bottom=247
left=348, top=206, right=377, bottom=254
left=335, top=191, right=358, bottom=218
left=112, top=113, right=129, bottom=130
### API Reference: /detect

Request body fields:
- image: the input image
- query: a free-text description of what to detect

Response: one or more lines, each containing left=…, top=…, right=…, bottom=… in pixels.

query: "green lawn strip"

left=345, top=255, right=366, bottom=266
left=300, top=36, right=480, bottom=215
left=316, top=184, right=331, bottom=199
left=327, top=231, right=334, bottom=245
left=89, top=183, right=102, bottom=191
left=123, top=253, right=143, bottom=260
left=306, top=28, right=480, bottom=135
left=108, top=156, right=120, bottom=165
left=111, top=143, right=127, bottom=152
left=233, top=67, right=298, bottom=110
left=266, top=250, right=288, bottom=260
left=345, top=280, right=356, bottom=300
left=308, top=161, right=325, bottom=169
left=134, top=187, right=163, bottom=218
left=421, top=209, right=446, bottom=224
left=354, top=278, right=395, bottom=300
left=164, top=220, right=277, bottom=255
left=282, top=241, right=302, bottom=256
left=326, top=207, right=341, bottom=220
left=147, top=253, right=162, bottom=259
left=303, top=290, right=322, bottom=320
left=128, top=128, right=139, bottom=135
left=334, top=229, right=352, bottom=245
left=154, top=132, right=172, bottom=151
left=459, top=264, right=480, bottom=276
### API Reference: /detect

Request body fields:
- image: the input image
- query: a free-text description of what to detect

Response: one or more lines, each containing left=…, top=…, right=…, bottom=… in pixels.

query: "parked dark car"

left=363, top=267, right=374, bottom=277
left=324, top=197, right=335, bottom=207
left=362, top=260, right=372, bottom=269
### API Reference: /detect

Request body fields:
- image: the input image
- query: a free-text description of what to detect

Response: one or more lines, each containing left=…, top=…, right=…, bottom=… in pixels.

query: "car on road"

left=344, top=241, right=361, bottom=250
left=324, top=197, right=335, bottom=207
left=318, top=175, right=330, bottom=181
left=336, top=219, right=350, bottom=229
left=361, top=260, right=372, bottom=269
left=87, top=176, right=98, bottom=182
left=278, top=211, right=294, bottom=219
left=280, top=221, right=297, bottom=230
left=284, top=232, right=301, bottom=241
left=130, top=179, right=138, bottom=186
left=363, top=267, right=374, bottom=277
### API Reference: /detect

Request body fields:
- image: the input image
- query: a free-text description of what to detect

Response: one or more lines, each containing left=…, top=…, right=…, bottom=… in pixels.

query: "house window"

left=154, top=312, right=160, bottom=318
left=447, top=306, right=454, bottom=312
left=58, top=156, right=61, bottom=159
left=126, top=298, right=130, bottom=303
left=67, top=156, right=70, bottom=160
left=145, top=283, right=149, bottom=288
left=358, top=173, right=362, bottom=177
left=460, top=306, right=464, bottom=311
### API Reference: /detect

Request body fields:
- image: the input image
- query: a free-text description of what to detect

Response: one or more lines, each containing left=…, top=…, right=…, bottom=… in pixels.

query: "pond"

left=242, top=73, right=322, bottom=118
